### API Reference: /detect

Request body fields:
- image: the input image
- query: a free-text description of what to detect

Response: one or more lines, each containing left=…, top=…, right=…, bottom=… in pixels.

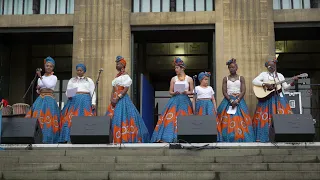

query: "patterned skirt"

left=195, top=99, right=217, bottom=116
left=59, top=94, right=95, bottom=143
left=106, top=94, right=150, bottom=143
left=151, top=94, right=193, bottom=143
left=217, top=96, right=255, bottom=142
left=25, top=95, right=60, bottom=144
left=253, top=93, right=293, bottom=142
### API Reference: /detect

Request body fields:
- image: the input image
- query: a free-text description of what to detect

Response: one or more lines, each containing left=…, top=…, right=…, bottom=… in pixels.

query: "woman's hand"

left=111, top=101, right=116, bottom=107
left=231, top=101, right=237, bottom=109
left=229, top=98, right=239, bottom=109
left=173, top=91, right=180, bottom=96
left=36, top=71, right=42, bottom=78
left=263, top=83, right=274, bottom=90
left=182, top=91, right=189, bottom=95
left=111, top=98, right=119, bottom=107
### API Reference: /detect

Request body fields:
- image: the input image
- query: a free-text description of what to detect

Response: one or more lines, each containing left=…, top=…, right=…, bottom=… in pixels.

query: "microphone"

left=36, top=68, right=42, bottom=72
left=193, top=75, right=197, bottom=78
left=99, top=68, right=103, bottom=72
left=267, top=66, right=272, bottom=70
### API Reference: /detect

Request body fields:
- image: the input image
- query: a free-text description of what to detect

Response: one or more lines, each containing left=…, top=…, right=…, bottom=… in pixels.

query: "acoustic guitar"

left=253, top=73, right=308, bottom=99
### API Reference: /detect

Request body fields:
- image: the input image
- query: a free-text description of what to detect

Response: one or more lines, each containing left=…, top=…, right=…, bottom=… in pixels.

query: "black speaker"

left=272, top=114, right=315, bottom=142
left=1, top=117, right=42, bottom=144
left=70, top=116, right=111, bottom=144
left=177, top=115, right=217, bottom=143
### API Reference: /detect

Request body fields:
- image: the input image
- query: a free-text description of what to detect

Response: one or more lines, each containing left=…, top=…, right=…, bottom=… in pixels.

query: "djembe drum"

left=2, top=105, right=13, bottom=116
left=12, top=103, right=30, bottom=115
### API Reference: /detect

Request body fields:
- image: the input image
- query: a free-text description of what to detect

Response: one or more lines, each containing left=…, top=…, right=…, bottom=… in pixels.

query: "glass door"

left=53, top=79, right=69, bottom=110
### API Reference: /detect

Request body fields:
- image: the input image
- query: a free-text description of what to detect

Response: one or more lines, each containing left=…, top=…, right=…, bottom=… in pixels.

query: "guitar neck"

left=275, top=77, right=293, bottom=85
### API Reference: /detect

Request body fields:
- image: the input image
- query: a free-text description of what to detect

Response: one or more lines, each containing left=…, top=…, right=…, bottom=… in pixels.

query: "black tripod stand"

left=92, top=69, right=103, bottom=115
left=23, top=72, right=38, bottom=104
left=22, top=69, right=41, bottom=150
left=192, top=75, right=197, bottom=113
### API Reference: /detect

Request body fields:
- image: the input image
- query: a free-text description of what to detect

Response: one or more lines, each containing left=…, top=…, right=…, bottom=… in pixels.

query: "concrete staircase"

left=0, top=147, right=320, bottom=180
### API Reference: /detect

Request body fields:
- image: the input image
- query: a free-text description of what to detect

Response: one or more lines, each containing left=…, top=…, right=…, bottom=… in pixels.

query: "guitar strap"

left=271, top=72, right=280, bottom=114
left=275, top=72, right=286, bottom=97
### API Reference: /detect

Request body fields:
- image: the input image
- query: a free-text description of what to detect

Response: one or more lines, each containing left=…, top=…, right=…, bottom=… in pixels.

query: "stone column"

left=215, top=0, right=275, bottom=114
left=73, top=0, right=131, bottom=115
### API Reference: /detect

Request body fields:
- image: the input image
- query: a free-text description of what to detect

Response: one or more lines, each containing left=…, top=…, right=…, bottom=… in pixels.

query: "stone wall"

left=215, top=0, right=275, bottom=114
left=72, top=0, right=131, bottom=115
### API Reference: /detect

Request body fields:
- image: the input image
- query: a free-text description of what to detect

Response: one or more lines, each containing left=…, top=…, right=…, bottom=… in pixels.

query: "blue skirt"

left=195, top=99, right=217, bottom=116
left=25, top=95, right=60, bottom=144
left=253, top=93, right=293, bottom=142
left=151, top=94, right=193, bottom=143
left=217, top=96, right=255, bottom=142
left=106, top=94, right=150, bottom=143
left=59, top=94, right=95, bottom=143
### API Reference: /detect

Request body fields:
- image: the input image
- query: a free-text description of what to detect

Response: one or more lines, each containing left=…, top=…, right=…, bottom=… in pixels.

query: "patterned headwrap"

left=44, top=56, right=55, bottom=67
left=265, top=57, right=278, bottom=67
left=198, top=72, right=211, bottom=81
left=116, top=56, right=126, bottom=67
left=173, top=57, right=185, bottom=68
left=76, top=63, right=86, bottom=73
left=226, top=58, right=237, bottom=66
left=0, top=99, right=9, bottom=108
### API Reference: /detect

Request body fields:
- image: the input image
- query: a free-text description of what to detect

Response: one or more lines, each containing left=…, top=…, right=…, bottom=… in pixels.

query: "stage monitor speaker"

left=70, top=116, right=111, bottom=144
left=177, top=115, right=217, bottom=143
left=272, top=114, right=315, bottom=142
left=1, top=117, right=42, bottom=144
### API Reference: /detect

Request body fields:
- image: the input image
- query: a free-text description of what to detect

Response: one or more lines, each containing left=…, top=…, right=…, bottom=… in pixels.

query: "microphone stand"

left=23, top=70, right=40, bottom=150
left=92, top=70, right=103, bottom=115
left=192, top=75, right=197, bottom=90
left=192, top=75, right=197, bottom=114
left=23, top=72, right=38, bottom=109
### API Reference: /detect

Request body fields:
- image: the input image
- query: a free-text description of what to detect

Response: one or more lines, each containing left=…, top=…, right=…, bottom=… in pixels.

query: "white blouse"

left=252, top=72, right=291, bottom=90
left=112, top=74, right=132, bottom=87
left=38, top=75, right=57, bottom=91
left=195, top=86, right=214, bottom=99
left=174, top=75, right=190, bottom=91
left=66, top=76, right=96, bottom=105
left=227, top=76, right=241, bottom=95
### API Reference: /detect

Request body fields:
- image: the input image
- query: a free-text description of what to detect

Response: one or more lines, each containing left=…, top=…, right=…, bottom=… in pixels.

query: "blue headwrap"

left=76, top=63, right=86, bottom=73
left=116, top=56, right=126, bottom=67
left=44, top=56, right=55, bottom=67
left=265, top=57, right=278, bottom=67
left=226, top=58, right=237, bottom=66
left=173, top=57, right=185, bottom=68
left=198, top=72, right=211, bottom=81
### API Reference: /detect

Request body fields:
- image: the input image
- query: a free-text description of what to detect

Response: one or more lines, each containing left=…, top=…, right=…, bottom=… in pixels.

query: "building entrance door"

left=131, top=28, right=216, bottom=134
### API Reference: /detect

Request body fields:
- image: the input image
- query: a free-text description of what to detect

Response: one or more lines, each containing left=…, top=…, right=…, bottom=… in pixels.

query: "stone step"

left=1, top=171, right=320, bottom=180
left=1, top=163, right=320, bottom=171
left=0, top=156, right=116, bottom=163
left=1, top=148, right=320, bottom=157
left=0, top=155, right=319, bottom=164
left=110, top=171, right=320, bottom=180
left=116, top=155, right=320, bottom=163
left=1, top=171, right=109, bottom=180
